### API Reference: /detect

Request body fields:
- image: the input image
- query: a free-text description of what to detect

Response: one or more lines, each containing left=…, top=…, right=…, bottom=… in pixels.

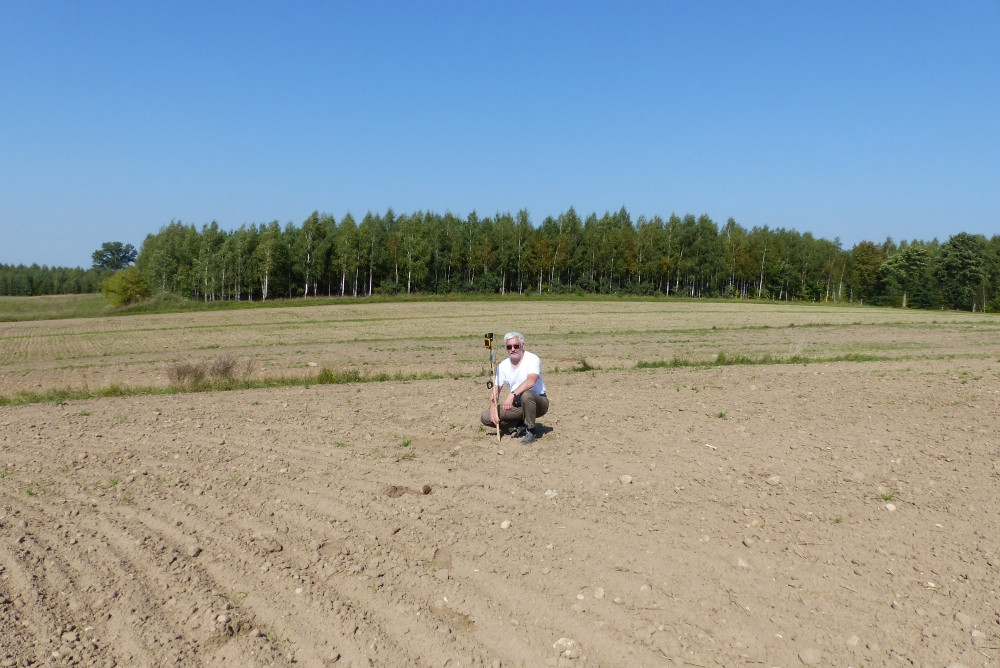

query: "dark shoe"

left=514, top=424, right=527, bottom=438
left=521, top=429, right=538, bottom=444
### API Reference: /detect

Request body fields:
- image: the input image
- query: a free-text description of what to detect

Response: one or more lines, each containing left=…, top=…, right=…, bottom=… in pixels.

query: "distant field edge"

left=0, top=290, right=975, bottom=323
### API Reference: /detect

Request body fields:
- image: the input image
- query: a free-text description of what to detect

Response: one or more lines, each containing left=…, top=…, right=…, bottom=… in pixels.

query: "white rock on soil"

left=553, top=637, right=579, bottom=659
left=798, top=647, right=822, bottom=665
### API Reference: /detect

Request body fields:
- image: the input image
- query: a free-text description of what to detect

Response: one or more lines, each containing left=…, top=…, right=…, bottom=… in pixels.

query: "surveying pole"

left=484, top=333, right=501, bottom=443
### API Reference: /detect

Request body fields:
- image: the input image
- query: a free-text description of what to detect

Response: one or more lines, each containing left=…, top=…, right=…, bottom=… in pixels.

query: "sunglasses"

left=506, top=343, right=522, bottom=351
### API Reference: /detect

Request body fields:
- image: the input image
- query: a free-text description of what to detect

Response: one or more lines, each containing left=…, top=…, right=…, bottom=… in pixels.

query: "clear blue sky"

left=2, top=1, right=997, bottom=268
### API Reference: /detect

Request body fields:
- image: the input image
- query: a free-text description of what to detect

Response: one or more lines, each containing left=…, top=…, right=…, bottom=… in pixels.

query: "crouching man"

left=481, top=331, right=549, bottom=444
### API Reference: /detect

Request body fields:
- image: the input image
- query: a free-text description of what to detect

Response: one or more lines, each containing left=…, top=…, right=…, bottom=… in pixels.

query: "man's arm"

left=510, top=373, right=539, bottom=399
left=502, top=372, right=538, bottom=411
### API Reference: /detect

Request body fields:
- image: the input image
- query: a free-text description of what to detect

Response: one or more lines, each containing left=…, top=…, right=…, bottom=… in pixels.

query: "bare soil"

left=2, top=300, right=999, bottom=667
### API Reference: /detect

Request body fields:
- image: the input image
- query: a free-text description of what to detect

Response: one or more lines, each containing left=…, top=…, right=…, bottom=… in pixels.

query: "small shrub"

left=101, top=266, right=150, bottom=307
left=209, top=354, right=238, bottom=381
left=169, top=354, right=256, bottom=389
left=168, top=362, right=207, bottom=388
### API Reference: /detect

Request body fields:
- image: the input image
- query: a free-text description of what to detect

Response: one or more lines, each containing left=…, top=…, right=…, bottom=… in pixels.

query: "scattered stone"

left=553, top=638, right=579, bottom=659
left=421, top=484, right=432, bottom=495
left=619, top=475, right=633, bottom=485
left=885, top=503, right=896, bottom=512
left=845, top=635, right=859, bottom=650
left=500, top=520, right=511, bottom=529
left=544, top=489, right=558, bottom=499
left=798, top=647, right=821, bottom=665
left=766, top=475, right=781, bottom=486
left=186, top=544, right=202, bottom=557
left=742, top=537, right=755, bottom=547
left=735, top=556, right=751, bottom=569
left=253, top=536, right=283, bottom=553
left=593, top=587, right=605, bottom=600
left=953, top=611, right=973, bottom=628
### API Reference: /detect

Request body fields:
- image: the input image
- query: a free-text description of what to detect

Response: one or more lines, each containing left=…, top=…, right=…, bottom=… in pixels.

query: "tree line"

left=0, top=264, right=108, bottom=296
left=0, top=242, right=136, bottom=298
left=6, top=208, right=1000, bottom=312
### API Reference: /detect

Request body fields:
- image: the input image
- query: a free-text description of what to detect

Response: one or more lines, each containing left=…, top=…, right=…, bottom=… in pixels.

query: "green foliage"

left=101, top=266, right=151, bottom=307
left=0, top=264, right=107, bottom=297
left=881, top=242, right=937, bottom=309
left=847, top=241, right=883, bottom=302
left=12, top=207, right=999, bottom=310
left=316, top=368, right=363, bottom=384
left=935, top=233, right=989, bottom=311
left=92, top=241, right=138, bottom=271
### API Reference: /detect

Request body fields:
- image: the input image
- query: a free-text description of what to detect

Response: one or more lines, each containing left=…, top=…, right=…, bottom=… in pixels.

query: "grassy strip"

left=5, top=290, right=940, bottom=324
left=636, top=351, right=889, bottom=370
left=0, top=350, right=893, bottom=406
left=0, top=294, right=112, bottom=322
left=0, top=367, right=443, bottom=407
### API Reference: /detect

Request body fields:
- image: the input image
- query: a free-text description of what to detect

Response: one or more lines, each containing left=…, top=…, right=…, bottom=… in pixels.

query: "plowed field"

left=2, top=300, right=999, bottom=667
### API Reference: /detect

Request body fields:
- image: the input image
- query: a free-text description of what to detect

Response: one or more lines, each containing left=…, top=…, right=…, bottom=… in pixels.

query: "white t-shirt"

left=496, top=350, right=546, bottom=395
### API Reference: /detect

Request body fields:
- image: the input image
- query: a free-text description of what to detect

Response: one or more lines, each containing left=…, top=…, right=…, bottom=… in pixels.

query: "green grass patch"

left=23, top=479, right=49, bottom=497
left=0, top=294, right=112, bottom=322
left=637, top=351, right=891, bottom=370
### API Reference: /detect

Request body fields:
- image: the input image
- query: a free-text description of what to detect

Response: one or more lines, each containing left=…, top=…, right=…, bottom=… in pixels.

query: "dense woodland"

left=0, top=264, right=108, bottom=296
left=4, top=208, right=1000, bottom=312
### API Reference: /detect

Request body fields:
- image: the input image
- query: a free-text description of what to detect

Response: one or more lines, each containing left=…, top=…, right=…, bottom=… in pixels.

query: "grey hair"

left=503, top=331, right=525, bottom=347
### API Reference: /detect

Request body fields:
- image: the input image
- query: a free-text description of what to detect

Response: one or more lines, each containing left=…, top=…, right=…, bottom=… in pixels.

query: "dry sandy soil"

left=1, top=300, right=999, bottom=667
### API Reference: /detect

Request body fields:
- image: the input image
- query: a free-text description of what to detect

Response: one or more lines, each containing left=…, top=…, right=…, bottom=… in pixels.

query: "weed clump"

left=316, top=368, right=362, bottom=384
left=167, top=362, right=206, bottom=388
left=167, top=354, right=257, bottom=390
